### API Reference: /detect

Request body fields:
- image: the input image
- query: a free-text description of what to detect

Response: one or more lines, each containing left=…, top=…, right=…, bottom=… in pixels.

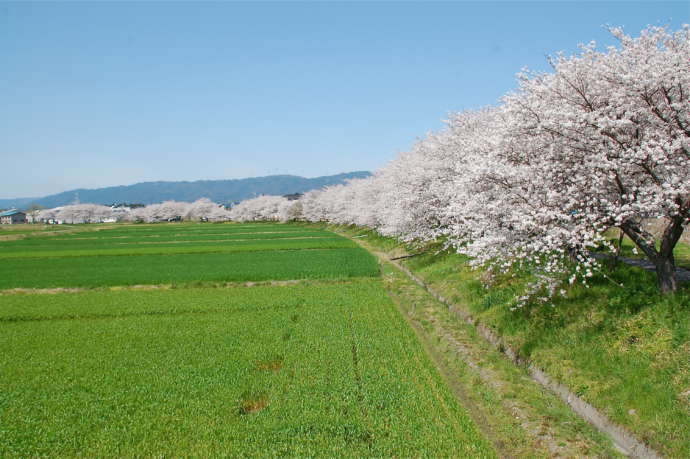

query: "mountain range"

left=0, top=171, right=371, bottom=210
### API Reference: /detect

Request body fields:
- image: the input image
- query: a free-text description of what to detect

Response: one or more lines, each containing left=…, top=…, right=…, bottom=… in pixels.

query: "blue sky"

left=1, top=1, right=688, bottom=198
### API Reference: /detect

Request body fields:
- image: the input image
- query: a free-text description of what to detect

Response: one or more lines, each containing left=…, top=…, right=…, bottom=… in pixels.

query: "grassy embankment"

left=332, top=224, right=690, bottom=458
left=377, top=256, right=620, bottom=456
left=0, top=222, right=493, bottom=457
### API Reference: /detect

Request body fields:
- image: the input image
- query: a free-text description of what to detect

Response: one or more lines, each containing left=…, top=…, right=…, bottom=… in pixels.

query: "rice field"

left=0, top=223, right=377, bottom=288
left=0, top=222, right=493, bottom=456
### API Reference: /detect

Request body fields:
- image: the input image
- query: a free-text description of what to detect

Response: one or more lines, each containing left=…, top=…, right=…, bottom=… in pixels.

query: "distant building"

left=0, top=209, right=27, bottom=224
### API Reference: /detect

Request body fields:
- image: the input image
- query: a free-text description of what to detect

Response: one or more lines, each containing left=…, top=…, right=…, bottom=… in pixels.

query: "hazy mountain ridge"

left=0, top=172, right=371, bottom=209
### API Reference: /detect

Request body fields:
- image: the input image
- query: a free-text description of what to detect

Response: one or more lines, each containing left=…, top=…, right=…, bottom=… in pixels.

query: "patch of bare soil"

left=239, top=393, right=270, bottom=415
left=256, top=356, right=284, bottom=372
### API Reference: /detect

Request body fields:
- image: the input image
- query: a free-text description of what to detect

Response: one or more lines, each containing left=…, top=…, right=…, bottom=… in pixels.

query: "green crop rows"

left=0, top=222, right=493, bottom=455
left=0, top=281, right=492, bottom=457
left=0, top=223, right=376, bottom=288
left=0, top=237, right=357, bottom=260
left=0, top=248, right=380, bottom=289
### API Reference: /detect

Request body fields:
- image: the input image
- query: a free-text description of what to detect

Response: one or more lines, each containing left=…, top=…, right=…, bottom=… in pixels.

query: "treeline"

left=32, top=196, right=302, bottom=224
left=247, top=26, right=690, bottom=297
left=35, top=199, right=227, bottom=224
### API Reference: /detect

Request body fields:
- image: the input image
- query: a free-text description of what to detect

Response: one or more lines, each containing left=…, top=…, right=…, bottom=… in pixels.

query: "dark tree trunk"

left=620, top=217, right=685, bottom=295
left=613, top=229, right=625, bottom=267
left=655, top=256, right=678, bottom=294
left=656, top=215, right=686, bottom=294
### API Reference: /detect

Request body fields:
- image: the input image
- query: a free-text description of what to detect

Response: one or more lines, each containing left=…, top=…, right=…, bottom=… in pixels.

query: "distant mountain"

left=0, top=172, right=372, bottom=210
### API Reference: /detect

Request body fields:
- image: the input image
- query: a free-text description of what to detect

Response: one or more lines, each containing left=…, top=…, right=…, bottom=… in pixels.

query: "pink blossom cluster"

left=36, top=204, right=115, bottom=224
left=126, top=199, right=230, bottom=222
left=227, top=195, right=301, bottom=222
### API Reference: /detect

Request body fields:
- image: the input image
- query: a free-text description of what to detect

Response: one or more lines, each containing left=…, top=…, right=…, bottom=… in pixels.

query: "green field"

left=0, top=223, right=493, bottom=456
left=0, top=224, right=355, bottom=258
left=0, top=249, right=380, bottom=289
left=0, top=223, right=377, bottom=288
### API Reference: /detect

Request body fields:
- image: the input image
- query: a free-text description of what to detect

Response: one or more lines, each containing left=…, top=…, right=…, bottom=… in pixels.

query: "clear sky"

left=1, top=1, right=688, bottom=198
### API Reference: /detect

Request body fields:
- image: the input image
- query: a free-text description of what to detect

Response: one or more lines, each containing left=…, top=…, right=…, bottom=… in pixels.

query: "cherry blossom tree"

left=185, top=198, right=230, bottom=221
left=36, top=207, right=59, bottom=224
left=123, top=201, right=187, bottom=222
left=300, top=189, right=329, bottom=222
left=491, top=25, right=690, bottom=294
left=205, top=203, right=232, bottom=222
left=126, top=205, right=151, bottom=223
left=52, top=204, right=114, bottom=224
left=228, top=195, right=299, bottom=222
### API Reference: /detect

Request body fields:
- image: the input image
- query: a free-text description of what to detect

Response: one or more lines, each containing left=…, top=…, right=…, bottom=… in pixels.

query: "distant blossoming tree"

left=54, top=204, right=114, bottom=224
left=228, top=195, right=299, bottom=222
left=185, top=198, right=230, bottom=221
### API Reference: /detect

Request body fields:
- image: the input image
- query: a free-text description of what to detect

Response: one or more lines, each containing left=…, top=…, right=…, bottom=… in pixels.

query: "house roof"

left=0, top=209, right=25, bottom=217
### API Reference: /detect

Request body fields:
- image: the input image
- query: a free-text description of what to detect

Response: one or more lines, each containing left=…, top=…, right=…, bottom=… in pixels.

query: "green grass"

left=0, top=222, right=301, bottom=241
left=0, top=281, right=493, bottom=457
left=0, top=248, right=379, bottom=289
left=69, top=222, right=302, bottom=238
left=418, top=256, right=689, bottom=457
left=4, top=228, right=337, bottom=243
left=377, top=261, right=621, bottom=457
left=335, top=226, right=690, bottom=458
left=0, top=222, right=354, bottom=259
left=2, top=223, right=331, bottom=245
left=0, top=236, right=357, bottom=259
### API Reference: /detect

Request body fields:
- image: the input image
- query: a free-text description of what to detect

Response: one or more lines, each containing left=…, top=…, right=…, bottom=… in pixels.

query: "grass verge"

left=377, top=260, right=621, bottom=457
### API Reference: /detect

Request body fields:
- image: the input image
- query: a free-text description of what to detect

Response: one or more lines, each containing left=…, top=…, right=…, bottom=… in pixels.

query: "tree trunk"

left=655, top=255, right=678, bottom=294
left=655, top=215, right=686, bottom=294
left=613, top=229, right=625, bottom=267
left=620, top=218, right=684, bottom=295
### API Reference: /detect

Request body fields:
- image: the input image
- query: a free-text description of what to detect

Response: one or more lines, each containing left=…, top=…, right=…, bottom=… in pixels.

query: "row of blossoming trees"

left=34, top=196, right=301, bottom=224
left=35, top=199, right=230, bottom=224
left=33, top=27, right=688, bottom=296
left=295, top=26, right=688, bottom=296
